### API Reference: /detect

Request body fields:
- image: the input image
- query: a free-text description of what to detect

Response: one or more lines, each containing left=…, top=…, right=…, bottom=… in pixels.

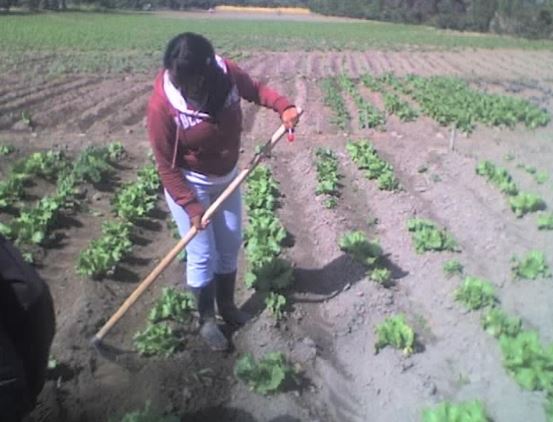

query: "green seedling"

left=148, top=287, right=195, bottom=324
left=422, top=400, right=489, bottom=422
left=476, top=161, right=518, bottom=196
left=234, top=352, right=297, bottom=395
left=375, top=314, right=415, bottom=356
left=339, top=231, right=383, bottom=267
left=76, top=221, right=133, bottom=278
left=133, top=322, right=180, bottom=357
left=246, top=257, right=293, bottom=292
left=512, top=251, right=550, bottom=280
left=443, top=260, right=464, bottom=277
left=538, top=213, right=553, bottom=230
left=407, top=218, right=458, bottom=254
left=0, top=144, right=15, bottom=156
left=509, top=192, right=546, bottom=217
left=265, top=292, right=287, bottom=320
left=321, top=77, right=350, bottom=130
left=347, top=140, right=399, bottom=191
left=115, top=402, right=179, bottom=422
left=382, top=92, right=418, bottom=121
left=454, top=276, right=497, bottom=311
left=499, top=330, right=553, bottom=393
left=481, top=308, right=522, bottom=338
left=370, top=267, right=392, bottom=287
left=314, top=148, right=341, bottom=208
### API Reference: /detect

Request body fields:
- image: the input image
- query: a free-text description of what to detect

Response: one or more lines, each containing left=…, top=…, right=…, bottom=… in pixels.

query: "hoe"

left=91, top=108, right=303, bottom=350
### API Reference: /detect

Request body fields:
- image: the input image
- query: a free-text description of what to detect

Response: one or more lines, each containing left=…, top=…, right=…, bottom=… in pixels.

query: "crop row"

left=133, top=287, right=195, bottom=357
left=0, top=150, right=69, bottom=210
left=362, top=73, right=419, bottom=122
left=0, top=144, right=124, bottom=260
left=476, top=160, right=546, bottom=219
left=346, top=139, right=399, bottom=191
left=338, top=75, right=386, bottom=129
left=320, top=77, right=350, bottom=131
left=76, top=163, right=160, bottom=278
left=399, top=75, right=550, bottom=133
left=244, top=165, right=293, bottom=321
left=314, top=148, right=342, bottom=209
left=448, top=259, right=553, bottom=421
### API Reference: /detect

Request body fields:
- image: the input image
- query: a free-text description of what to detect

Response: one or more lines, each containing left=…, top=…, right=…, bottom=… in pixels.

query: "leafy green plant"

left=538, top=213, right=553, bottom=230
left=114, top=402, right=179, bottom=422
left=246, top=257, right=294, bottom=292
left=339, top=75, right=385, bottom=129
left=72, top=146, right=115, bottom=184
left=534, top=171, right=548, bottom=185
left=361, top=74, right=384, bottom=92
left=265, top=292, right=287, bottom=320
left=403, top=74, right=549, bottom=133
left=244, top=209, right=287, bottom=259
left=244, top=165, right=293, bottom=292
left=133, top=322, right=180, bottom=357
left=481, top=308, right=522, bottom=338
left=407, top=219, right=458, bottom=254
left=321, top=77, right=350, bottom=130
left=512, top=251, right=550, bottom=280
left=245, top=166, right=279, bottom=212
left=347, top=140, right=399, bottom=191
left=339, top=231, right=382, bottom=267
left=0, top=144, right=15, bottom=156
left=314, top=148, right=341, bottom=208
left=0, top=176, right=25, bottom=209
left=76, top=221, right=133, bottom=278
left=113, top=182, right=158, bottom=222
left=422, top=400, right=489, bottom=422
left=476, top=161, right=518, bottom=196
left=454, top=276, right=497, bottom=311
left=382, top=92, right=418, bottom=121
left=148, top=287, right=195, bottom=324
left=18, top=150, right=70, bottom=181
left=375, top=314, right=415, bottom=356
left=509, top=192, right=546, bottom=217
left=107, top=142, right=126, bottom=161
left=370, top=267, right=392, bottom=287
left=1, top=166, right=81, bottom=245
left=499, top=330, right=553, bottom=393
left=443, top=260, right=464, bottom=277
left=234, top=352, right=297, bottom=395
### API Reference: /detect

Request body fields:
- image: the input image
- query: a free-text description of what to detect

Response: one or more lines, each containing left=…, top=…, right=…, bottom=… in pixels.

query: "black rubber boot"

left=215, top=271, right=251, bottom=326
left=190, top=282, right=228, bottom=351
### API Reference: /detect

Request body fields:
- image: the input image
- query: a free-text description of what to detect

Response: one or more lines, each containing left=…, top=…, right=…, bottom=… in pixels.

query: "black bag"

left=0, top=235, right=55, bottom=421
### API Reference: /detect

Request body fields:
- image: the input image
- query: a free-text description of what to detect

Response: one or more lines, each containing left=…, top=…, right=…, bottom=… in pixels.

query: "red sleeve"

left=226, top=60, right=294, bottom=115
left=147, top=95, right=204, bottom=218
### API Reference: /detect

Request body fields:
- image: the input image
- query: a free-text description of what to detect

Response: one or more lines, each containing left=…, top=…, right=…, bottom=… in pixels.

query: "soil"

left=1, top=48, right=552, bottom=422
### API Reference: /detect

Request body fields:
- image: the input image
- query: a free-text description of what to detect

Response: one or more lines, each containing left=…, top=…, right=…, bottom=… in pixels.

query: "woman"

left=147, top=33, right=299, bottom=351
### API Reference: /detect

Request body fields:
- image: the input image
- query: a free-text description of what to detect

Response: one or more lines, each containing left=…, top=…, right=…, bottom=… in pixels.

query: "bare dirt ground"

left=1, top=49, right=552, bottom=421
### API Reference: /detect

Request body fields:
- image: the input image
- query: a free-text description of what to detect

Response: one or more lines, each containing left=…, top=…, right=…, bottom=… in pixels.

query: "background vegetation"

left=2, top=0, right=552, bottom=40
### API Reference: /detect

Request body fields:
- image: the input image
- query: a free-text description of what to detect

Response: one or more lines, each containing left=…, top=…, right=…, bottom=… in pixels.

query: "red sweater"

left=147, top=60, right=292, bottom=218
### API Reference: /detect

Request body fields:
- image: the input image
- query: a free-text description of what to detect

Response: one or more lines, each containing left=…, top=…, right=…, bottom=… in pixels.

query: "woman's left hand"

left=281, top=106, right=300, bottom=129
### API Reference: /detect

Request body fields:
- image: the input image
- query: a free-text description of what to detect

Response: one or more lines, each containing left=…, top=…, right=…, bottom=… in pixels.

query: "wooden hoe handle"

left=92, top=108, right=303, bottom=344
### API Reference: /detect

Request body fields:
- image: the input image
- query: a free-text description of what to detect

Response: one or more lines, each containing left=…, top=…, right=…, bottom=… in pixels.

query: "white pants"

left=164, top=168, right=242, bottom=288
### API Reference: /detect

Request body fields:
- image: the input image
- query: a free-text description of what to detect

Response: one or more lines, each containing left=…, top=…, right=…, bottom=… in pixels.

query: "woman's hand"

left=281, top=106, right=300, bottom=129
left=190, top=215, right=210, bottom=231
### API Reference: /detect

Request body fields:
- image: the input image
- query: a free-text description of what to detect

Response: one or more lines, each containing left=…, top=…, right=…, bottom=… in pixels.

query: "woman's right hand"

left=190, top=215, right=209, bottom=231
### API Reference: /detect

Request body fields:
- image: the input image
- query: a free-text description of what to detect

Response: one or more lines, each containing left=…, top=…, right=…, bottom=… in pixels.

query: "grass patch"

left=2, top=12, right=553, bottom=74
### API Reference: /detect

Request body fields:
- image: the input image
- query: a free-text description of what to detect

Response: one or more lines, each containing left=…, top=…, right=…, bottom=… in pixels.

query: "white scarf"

left=163, top=55, right=239, bottom=130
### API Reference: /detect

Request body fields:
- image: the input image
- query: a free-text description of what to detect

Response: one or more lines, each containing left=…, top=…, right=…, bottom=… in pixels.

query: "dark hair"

left=163, top=32, right=232, bottom=117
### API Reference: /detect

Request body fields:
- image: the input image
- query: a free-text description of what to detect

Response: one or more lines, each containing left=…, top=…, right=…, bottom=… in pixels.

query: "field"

left=1, top=10, right=553, bottom=422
